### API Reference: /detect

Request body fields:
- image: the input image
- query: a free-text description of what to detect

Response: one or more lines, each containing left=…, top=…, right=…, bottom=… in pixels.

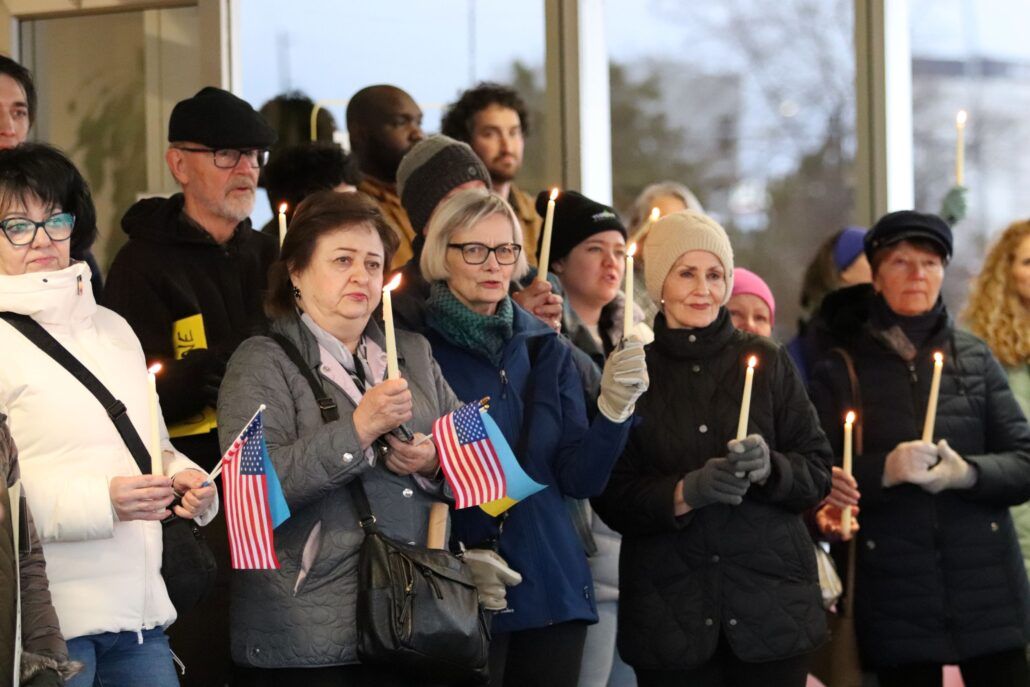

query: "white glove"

left=462, top=548, right=523, bottom=611
left=882, top=440, right=937, bottom=488
left=922, top=439, right=977, bottom=493
left=597, top=338, right=649, bottom=423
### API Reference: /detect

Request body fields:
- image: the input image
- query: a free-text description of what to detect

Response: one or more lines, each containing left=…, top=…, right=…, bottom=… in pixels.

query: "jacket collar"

left=652, top=307, right=735, bottom=360
left=0, top=261, right=96, bottom=330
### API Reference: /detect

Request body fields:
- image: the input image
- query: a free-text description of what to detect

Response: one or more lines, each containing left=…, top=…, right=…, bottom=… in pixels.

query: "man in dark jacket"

left=102, top=86, right=277, bottom=687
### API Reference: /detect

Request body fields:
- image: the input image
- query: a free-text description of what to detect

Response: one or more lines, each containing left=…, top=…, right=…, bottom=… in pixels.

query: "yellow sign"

left=479, top=496, right=517, bottom=518
left=168, top=314, right=218, bottom=438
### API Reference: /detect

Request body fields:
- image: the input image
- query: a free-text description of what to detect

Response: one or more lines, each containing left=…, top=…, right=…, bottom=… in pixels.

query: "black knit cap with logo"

left=534, top=189, right=626, bottom=268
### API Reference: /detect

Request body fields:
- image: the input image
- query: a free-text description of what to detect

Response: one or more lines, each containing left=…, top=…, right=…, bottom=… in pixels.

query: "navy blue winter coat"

left=424, top=302, right=632, bottom=634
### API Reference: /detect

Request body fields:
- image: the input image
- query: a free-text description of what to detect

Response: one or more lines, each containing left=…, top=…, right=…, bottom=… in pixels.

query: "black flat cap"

left=865, top=210, right=953, bottom=262
left=168, top=87, right=277, bottom=149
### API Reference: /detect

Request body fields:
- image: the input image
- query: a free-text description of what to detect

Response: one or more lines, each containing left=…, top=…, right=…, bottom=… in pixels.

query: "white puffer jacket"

left=0, top=262, right=217, bottom=640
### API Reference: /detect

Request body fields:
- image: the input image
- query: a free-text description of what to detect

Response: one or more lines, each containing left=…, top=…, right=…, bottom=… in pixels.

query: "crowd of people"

left=0, top=50, right=1029, bottom=687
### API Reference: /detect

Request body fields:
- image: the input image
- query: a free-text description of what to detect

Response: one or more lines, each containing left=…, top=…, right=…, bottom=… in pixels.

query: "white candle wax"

left=147, top=364, right=162, bottom=475
left=536, top=188, right=558, bottom=283
left=736, top=357, right=757, bottom=441
left=278, top=204, right=288, bottom=248
left=955, top=110, right=967, bottom=186
left=383, top=274, right=402, bottom=380
left=842, top=411, right=855, bottom=538
left=922, top=352, right=944, bottom=443
left=623, top=243, right=637, bottom=339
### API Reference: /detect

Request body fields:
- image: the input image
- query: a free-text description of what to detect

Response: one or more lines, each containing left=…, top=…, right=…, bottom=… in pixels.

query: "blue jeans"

left=66, top=628, right=179, bottom=687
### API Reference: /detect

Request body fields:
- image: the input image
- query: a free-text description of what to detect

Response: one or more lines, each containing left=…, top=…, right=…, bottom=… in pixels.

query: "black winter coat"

left=594, top=310, right=833, bottom=670
left=809, top=285, right=1030, bottom=668
left=103, top=194, right=277, bottom=467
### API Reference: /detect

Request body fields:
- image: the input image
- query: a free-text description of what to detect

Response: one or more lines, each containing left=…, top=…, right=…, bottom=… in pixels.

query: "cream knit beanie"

left=643, top=210, right=734, bottom=304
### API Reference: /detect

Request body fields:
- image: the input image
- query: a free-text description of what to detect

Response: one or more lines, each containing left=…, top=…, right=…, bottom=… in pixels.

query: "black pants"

left=238, top=663, right=415, bottom=687
left=489, top=621, right=589, bottom=687
left=876, top=646, right=1030, bottom=687
left=634, top=633, right=810, bottom=687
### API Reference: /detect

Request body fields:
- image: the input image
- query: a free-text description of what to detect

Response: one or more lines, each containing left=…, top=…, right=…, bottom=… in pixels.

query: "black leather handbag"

left=0, top=312, right=217, bottom=616
left=268, top=331, right=489, bottom=684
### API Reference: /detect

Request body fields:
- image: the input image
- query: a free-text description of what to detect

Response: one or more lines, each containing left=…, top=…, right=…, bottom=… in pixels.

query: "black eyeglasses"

left=447, top=242, right=522, bottom=265
left=0, top=212, right=75, bottom=246
left=173, top=146, right=270, bottom=169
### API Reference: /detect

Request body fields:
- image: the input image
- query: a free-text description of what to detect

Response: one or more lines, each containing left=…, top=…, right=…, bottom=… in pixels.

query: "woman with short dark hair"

left=0, top=143, right=217, bottom=687
left=809, top=210, right=1030, bottom=686
left=218, top=190, right=464, bottom=685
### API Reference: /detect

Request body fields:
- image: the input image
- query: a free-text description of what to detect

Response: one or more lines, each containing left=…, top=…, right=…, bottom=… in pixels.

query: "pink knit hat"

left=730, top=268, right=775, bottom=326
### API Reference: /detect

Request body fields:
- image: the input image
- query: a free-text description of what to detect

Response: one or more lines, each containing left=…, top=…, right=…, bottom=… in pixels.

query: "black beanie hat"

left=168, top=87, right=277, bottom=149
left=865, top=210, right=953, bottom=262
left=534, top=189, right=626, bottom=267
left=397, top=135, right=490, bottom=234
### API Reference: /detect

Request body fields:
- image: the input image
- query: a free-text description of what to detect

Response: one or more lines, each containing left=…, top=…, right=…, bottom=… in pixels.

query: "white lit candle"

left=536, top=188, right=559, bottom=283
left=842, top=410, right=856, bottom=538
left=147, top=363, right=163, bottom=475
left=278, top=203, right=288, bottom=247
left=633, top=206, right=661, bottom=244
left=736, top=356, right=758, bottom=441
left=382, top=273, right=402, bottom=380
left=623, top=243, right=637, bottom=339
left=922, top=352, right=944, bottom=443
left=955, top=110, right=967, bottom=186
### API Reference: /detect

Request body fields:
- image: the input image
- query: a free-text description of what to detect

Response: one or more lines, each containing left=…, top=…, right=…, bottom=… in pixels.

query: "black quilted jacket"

left=594, top=310, right=833, bottom=670
left=809, top=285, right=1030, bottom=668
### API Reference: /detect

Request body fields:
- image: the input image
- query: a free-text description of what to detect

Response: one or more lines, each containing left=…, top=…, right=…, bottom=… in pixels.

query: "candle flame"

left=627, top=242, right=638, bottom=258
left=956, top=110, right=968, bottom=127
left=549, top=187, right=559, bottom=201
left=933, top=351, right=944, bottom=364
left=279, top=202, right=288, bottom=214
left=747, top=356, right=758, bottom=368
left=649, top=207, right=660, bottom=221
left=148, top=363, right=163, bottom=375
left=384, top=273, right=402, bottom=292
left=845, top=410, right=856, bottom=424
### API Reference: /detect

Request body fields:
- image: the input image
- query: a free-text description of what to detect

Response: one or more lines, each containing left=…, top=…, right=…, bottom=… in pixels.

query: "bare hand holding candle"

left=536, top=188, right=559, bottom=284
left=278, top=203, right=288, bottom=247
left=922, top=352, right=944, bottom=443
left=147, top=363, right=163, bottom=475
left=382, top=273, right=402, bottom=380
left=841, top=410, right=856, bottom=538
left=623, top=243, right=637, bottom=339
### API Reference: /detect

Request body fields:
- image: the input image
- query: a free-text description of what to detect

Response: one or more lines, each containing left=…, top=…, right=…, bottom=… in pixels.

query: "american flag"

left=221, top=411, right=284, bottom=569
left=433, top=402, right=506, bottom=509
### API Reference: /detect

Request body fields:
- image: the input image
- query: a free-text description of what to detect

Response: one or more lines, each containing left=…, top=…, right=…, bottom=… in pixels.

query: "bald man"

left=347, top=84, right=424, bottom=268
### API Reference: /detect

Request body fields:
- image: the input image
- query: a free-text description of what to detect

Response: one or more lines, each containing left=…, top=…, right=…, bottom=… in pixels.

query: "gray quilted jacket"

left=217, top=313, right=459, bottom=668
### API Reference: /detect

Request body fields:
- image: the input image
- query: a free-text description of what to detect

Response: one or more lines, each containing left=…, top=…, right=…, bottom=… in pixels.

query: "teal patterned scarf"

left=426, top=281, right=514, bottom=365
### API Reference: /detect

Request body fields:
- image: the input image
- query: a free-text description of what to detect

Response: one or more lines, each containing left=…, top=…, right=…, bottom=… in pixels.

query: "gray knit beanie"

left=643, top=210, right=734, bottom=304
left=396, top=135, right=490, bottom=234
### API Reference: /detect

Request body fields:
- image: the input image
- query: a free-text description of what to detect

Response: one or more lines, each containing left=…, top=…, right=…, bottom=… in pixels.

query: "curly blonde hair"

left=963, top=220, right=1030, bottom=366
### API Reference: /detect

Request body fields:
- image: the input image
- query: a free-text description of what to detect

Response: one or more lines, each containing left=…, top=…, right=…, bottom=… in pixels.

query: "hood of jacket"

left=0, top=261, right=96, bottom=329
left=120, top=193, right=253, bottom=247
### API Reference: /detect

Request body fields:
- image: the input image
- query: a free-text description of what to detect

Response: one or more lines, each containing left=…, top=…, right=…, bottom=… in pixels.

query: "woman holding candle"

left=809, top=210, right=1030, bottom=685
left=594, top=210, right=833, bottom=687
left=0, top=143, right=217, bottom=686
left=216, top=190, right=464, bottom=685
left=534, top=189, right=649, bottom=686
left=419, top=187, right=648, bottom=686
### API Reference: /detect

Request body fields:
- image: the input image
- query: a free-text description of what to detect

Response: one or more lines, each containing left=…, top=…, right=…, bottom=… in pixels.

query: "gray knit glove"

left=597, top=338, right=649, bottom=423
left=727, top=434, right=771, bottom=483
left=681, top=457, right=750, bottom=508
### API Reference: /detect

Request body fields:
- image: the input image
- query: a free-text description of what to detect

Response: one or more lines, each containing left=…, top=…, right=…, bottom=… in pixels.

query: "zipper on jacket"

left=499, top=369, right=509, bottom=399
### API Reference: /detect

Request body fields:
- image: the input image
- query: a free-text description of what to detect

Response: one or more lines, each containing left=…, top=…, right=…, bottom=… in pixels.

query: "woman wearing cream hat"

left=594, top=210, right=832, bottom=686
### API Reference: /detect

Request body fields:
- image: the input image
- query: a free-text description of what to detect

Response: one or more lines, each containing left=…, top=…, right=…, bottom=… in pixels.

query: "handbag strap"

left=831, top=346, right=862, bottom=618
left=269, top=332, right=339, bottom=422
left=266, top=331, right=379, bottom=532
left=0, top=312, right=153, bottom=475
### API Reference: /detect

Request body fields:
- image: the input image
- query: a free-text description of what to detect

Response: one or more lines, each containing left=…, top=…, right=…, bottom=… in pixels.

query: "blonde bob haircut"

left=420, top=187, right=529, bottom=283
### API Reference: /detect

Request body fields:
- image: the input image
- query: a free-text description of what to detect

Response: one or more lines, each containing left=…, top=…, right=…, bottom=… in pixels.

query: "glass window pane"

left=240, top=1, right=546, bottom=227
left=910, top=0, right=1030, bottom=309
left=605, top=0, right=856, bottom=337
